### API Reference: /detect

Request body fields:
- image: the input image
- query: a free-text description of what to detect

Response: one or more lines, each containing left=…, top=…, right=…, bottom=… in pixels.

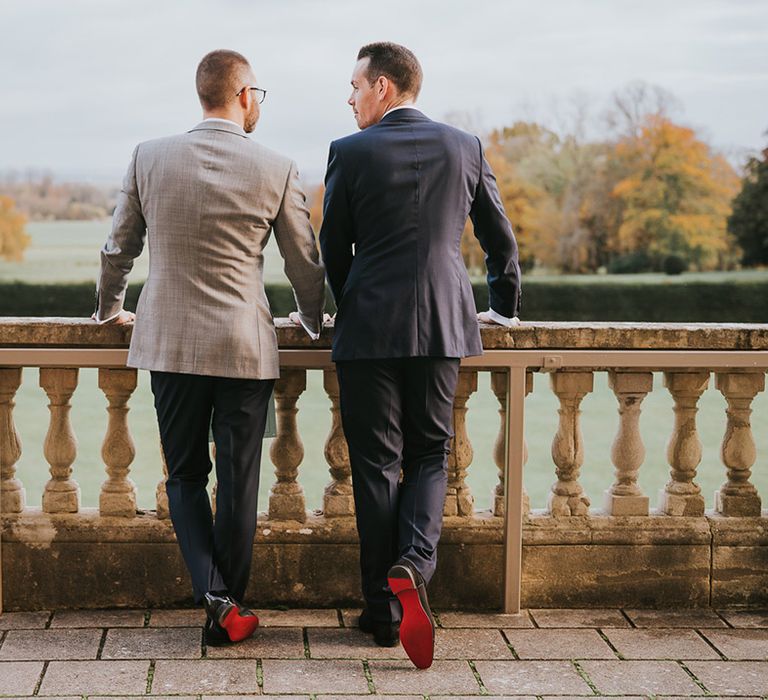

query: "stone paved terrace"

left=0, top=607, right=767, bottom=698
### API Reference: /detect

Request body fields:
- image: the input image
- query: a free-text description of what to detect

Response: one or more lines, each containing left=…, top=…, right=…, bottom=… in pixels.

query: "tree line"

left=2, top=82, right=767, bottom=270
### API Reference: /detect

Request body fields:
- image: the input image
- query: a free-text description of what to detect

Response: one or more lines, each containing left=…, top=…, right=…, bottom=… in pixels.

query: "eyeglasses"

left=236, top=86, right=267, bottom=104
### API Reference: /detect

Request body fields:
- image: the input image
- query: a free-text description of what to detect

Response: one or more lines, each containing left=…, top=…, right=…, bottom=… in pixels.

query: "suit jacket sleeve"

left=272, top=160, right=326, bottom=334
left=95, top=144, right=146, bottom=321
left=469, top=137, right=522, bottom=318
left=318, top=141, right=354, bottom=307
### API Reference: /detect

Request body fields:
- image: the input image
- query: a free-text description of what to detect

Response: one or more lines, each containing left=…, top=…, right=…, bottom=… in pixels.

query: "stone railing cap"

left=0, top=317, right=767, bottom=350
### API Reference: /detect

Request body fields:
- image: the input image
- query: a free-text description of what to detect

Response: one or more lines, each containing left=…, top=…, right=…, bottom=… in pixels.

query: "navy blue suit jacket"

left=319, top=108, right=521, bottom=361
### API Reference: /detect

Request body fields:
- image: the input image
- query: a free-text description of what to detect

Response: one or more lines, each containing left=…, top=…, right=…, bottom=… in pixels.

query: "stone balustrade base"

left=2, top=509, right=767, bottom=611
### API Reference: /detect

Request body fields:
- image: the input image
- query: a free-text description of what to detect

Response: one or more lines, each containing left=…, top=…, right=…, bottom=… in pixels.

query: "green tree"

left=0, top=196, right=31, bottom=261
left=728, top=147, right=768, bottom=266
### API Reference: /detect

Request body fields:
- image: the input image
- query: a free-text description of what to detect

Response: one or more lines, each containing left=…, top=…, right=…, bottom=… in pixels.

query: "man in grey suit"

left=94, top=49, right=325, bottom=646
left=320, top=42, right=521, bottom=668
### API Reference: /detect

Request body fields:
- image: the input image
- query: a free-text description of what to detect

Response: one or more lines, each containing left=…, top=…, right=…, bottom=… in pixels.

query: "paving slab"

left=504, top=628, right=615, bottom=659
left=49, top=609, right=146, bottom=628
left=90, top=697, right=197, bottom=700
left=0, top=628, right=102, bottom=661
left=262, top=659, right=368, bottom=694
left=685, top=660, right=768, bottom=695
left=39, top=659, right=150, bottom=695
left=207, top=697, right=307, bottom=700
left=369, top=659, right=480, bottom=694
left=438, top=611, right=534, bottom=628
left=340, top=608, right=363, bottom=627
left=102, top=627, right=202, bottom=659
left=1, top=697, right=81, bottom=700
left=474, top=659, right=593, bottom=695
left=529, top=608, right=630, bottom=628
left=319, top=696, right=423, bottom=700
left=259, top=609, right=339, bottom=627
left=0, top=661, right=45, bottom=695
left=434, top=628, right=513, bottom=659
left=0, top=612, right=50, bottom=630
left=717, top=609, right=768, bottom=629
left=604, top=628, right=722, bottom=659
left=207, top=627, right=305, bottom=659
left=208, top=696, right=307, bottom=700
left=579, top=659, right=705, bottom=694
left=149, top=608, right=206, bottom=627
left=307, top=627, right=407, bottom=659
left=152, top=659, right=260, bottom=694
left=623, top=608, right=728, bottom=628
left=657, top=696, right=762, bottom=700
left=700, top=629, right=768, bottom=660
left=433, top=696, right=537, bottom=700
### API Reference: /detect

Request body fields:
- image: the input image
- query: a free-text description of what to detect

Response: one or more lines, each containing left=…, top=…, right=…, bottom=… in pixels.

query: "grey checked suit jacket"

left=96, top=120, right=326, bottom=379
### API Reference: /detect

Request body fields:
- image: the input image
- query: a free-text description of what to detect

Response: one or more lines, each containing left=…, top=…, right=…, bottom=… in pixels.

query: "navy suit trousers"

left=336, top=358, right=460, bottom=623
left=151, top=371, right=274, bottom=604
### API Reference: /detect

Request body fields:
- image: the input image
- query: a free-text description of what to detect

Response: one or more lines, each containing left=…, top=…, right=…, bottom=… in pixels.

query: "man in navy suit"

left=319, top=42, right=521, bottom=668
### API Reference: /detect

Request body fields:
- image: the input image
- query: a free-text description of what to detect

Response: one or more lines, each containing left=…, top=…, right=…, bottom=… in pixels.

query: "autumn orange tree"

left=0, top=195, right=30, bottom=261
left=609, top=115, right=739, bottom=270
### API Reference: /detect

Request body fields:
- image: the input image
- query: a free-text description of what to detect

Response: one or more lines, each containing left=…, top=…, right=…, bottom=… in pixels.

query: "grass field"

left=11, top=366, right=768, bottom=515
left=3, top=220, right=768, bottom=287
left=4, top=221, right=768, bottom=514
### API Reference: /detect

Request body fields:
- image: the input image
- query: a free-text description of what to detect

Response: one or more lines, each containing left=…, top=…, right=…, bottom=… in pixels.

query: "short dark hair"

left=357, top=42, right=423, bottom=99
left=196, top=49, right=251, bottom=110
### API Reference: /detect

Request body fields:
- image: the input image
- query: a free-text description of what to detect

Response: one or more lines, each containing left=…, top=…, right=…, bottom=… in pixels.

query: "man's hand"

left=91, top=310, right=136, bottom=325
left=477, top=311, right=520, bottom=327
left=288, top=312, right=333, bottom=326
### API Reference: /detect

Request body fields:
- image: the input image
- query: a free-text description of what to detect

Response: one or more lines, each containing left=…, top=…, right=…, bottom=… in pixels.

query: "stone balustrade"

left=1, top=318, right=767, bottom=612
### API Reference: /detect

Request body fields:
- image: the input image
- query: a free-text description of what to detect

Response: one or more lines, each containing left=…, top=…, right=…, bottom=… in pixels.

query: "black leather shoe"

left=387, top=560, right=435, bottom=668
left=203, top=591, right=259, bottom=646
left=203, top=615, right=231, bottom=647
left=358, top=608, right=400, bottom=647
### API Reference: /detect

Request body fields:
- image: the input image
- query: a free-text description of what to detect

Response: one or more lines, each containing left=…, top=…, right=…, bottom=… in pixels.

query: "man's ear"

left=237, top=88, right=249, bottom=110
left=376, top=76, right=389, bottom=99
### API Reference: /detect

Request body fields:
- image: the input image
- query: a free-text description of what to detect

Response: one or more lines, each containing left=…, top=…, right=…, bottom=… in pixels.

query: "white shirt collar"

left=201, top=117, right=244, bottom=128
left=382, top=104, right=423, bottom=119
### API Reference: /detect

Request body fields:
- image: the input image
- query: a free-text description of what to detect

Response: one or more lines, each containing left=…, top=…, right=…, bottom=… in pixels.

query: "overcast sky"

left=1, top=0, right=766, bottom=184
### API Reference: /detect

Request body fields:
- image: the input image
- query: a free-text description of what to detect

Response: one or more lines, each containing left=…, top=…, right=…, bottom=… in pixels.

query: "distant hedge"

left=0, top=279, right=766, bottom=323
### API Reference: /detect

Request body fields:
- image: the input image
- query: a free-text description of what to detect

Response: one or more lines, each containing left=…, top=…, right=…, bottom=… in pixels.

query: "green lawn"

left=4, top=220, right=768, bottom=287
left=4, top=221, right=768, bottom=514
left=11, top=366, right=768, bottom=515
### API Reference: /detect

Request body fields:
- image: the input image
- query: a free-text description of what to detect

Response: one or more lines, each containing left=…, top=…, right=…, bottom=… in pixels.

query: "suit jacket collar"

left=189, top=120, right=248, bottom=138
left=379, top=107, right=430, bottom=124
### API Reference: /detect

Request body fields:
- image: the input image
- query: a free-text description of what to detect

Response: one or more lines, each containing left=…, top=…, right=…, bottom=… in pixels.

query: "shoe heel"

left=220, top=607, right=260, bottom=643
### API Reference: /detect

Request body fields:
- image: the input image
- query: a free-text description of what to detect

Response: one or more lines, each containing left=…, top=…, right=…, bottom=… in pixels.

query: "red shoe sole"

left=388, top=575, right=434, bottom=669
left=220, top=607, right=259, bottom=643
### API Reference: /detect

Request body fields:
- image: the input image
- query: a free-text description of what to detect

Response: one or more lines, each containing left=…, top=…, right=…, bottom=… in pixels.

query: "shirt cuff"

left=298, top=314, right=320, bottom=340
left=96, top=310, right=123, bottom=324
left=487, top=308, right=518, bottom=328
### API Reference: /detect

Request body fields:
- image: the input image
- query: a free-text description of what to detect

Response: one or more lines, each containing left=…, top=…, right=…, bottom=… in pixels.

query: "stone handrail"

left=1, top=318, right=768, bottom=612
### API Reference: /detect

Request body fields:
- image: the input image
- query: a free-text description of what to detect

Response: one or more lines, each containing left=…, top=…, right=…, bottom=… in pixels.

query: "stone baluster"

left=659, top=371, right=709, bottom=516
left=491, top=370, right=532, bottom=517
left=156, top=442, right=170, bottom=519
left=40, top=368, right=80, bottom=513
left=549, top=371, right=593, bottom=516
left=604, top=371, right=653, bottom=515
left=269, top=369, right=307, bottom=522
left=714, top=371, right=765, bottom=516
left=0, top=368, right=24, bottom=513
left=322, top=369, right=354, bottom=517
left=98, top=368, right=138, bottom=517
left=444, top=369, right=478, bottom=517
